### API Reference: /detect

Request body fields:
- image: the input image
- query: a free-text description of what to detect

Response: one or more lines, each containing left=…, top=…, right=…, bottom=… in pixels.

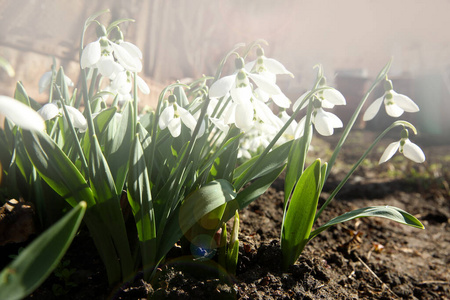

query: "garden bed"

left=19, top=131, right=449, bottom=299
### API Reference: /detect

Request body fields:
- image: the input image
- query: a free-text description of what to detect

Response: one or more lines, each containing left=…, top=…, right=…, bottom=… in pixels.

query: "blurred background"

left=1, top=0, right=449, bottom=141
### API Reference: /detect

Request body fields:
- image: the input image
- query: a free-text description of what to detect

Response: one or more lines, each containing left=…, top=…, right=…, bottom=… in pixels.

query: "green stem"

left=315, top=120, right=414, bottom=222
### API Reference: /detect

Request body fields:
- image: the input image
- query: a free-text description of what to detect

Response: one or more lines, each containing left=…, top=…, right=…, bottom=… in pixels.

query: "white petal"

left=293, top=91, right=311, bottom=111
left=253, top=99, right=277, bottom=125
left=111, top=42, right=142, bottom=72
left=385, top=102, right=404, bottom=117
left=271, top=93, right=291, bottom=108
left=97, top=56, right=123, bottom=78
left=81, top=40, right=101, bottom=69
left=391, top=91, right=419, bottom=113
left=363, top=96, right=384, bottom=121
left=159, top=105, right=174, bottom=130
left=314, top=109, right=335, bottom=136
left=234, top=101, right=254, bottom=131
left=323, top=89, right=346, bottom=106
left=119, top=41, right=143, bottom=59
left=379, top=141, right=400, bottom=164
left=65, top=106, right=87, bottom=130
left=168, top=118, right=181, bottom=137
left=264, top=57, right=294, bottom=77
left=247, top=72, right=281, bottom=95
left=230, top=85, right=252, bottom=105
left=136, top=75, right=150, bottom=95
left=178, top=107, right=197, bottom=132
left=210, top=117, right=229, bottom=133
left=254, top=88, right=270, bottom=102
left=244, top=60, right=256, bottom=72
left=403, top=139, right=425, bottom=163
left=0, top=96, right=45, bottom=131
left=38, top=72, right=52, bottom=94
left=209, top=75, right=236, bottom=98
left=64, top=75, right=74, bottom=87
left=294, top=116, right=310, bottom=139
left=38, top=103, right=60, bottom=120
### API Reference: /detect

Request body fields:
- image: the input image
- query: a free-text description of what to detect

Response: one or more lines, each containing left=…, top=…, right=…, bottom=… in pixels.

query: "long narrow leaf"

left=0, top=202, right=86, bottom=300
left=309, top=206, right=424, bottom=240
left=127, top=133, right=156, bottom=279
left=281, top=159, right=322, bottom=269
left=22, top=130, right=95, bottom=207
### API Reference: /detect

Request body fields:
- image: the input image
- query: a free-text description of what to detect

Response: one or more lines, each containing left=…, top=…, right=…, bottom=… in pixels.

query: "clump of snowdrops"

left=0, top=10, right=425, bottom=299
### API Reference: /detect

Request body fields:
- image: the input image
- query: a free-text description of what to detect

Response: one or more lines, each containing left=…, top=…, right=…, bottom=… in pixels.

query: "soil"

left=5, top=130, right=450, bottom=299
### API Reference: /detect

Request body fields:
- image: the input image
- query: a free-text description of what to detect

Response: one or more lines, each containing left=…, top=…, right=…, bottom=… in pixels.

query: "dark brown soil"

left=17, top=130, right=450, bottom=299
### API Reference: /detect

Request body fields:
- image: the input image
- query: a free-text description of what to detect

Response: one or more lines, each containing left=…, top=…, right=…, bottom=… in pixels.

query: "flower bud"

left=96, top=24, right=107, bottom=38
left=256, top=47, right=264, bottom=57
left=235, top=57, right=245, bottom=69
left=384, top=79, right=393, bottom=91
left=110, top=26, right=124, bottom=42
left=313, top=98, right=322, bottom=109
left=168, top=94, right=177, bottom=104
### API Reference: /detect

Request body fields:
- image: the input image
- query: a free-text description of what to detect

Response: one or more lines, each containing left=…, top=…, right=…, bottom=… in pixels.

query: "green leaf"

left=88, top=134, right=133, bottom=280
left=127, top=134, right=156, bottom=279
left=0, top=202, right=86, bottom=300
left=233, top=140, right=292, bottom=190
left=22, top=130, right=95, bottom=208
left=310, top=206, right=425, bottom=240
left=105, top=101, right=134, bottom=193
left=13, top=82, right=30, bottom=106
left=281, top=159, right=322, bottom=269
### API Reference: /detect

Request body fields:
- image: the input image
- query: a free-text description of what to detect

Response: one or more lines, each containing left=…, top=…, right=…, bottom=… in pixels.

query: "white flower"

left=245, top=47, right=294, bottom=81
left=81, top=37, right=142, bottom=76
left=209, top=57, right=283, bottom=131
left=37, top=102, right=87, bottom=131
left=293, top=88, right=346, bottom=111
left=38, top=71, right=74, bottom=94
left=379, top=129, right=425, bottom=164
left=38, top=103, right=60, bottom=120
left=158, top=98, right=197, bottom=138
left=293, top=88, right=345, bottom=137
left=0, top=96, right=45, bottom=131
left=363, top=79, right=419, bottom=121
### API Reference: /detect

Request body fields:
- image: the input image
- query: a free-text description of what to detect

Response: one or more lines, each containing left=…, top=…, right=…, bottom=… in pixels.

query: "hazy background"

left=1, top=0, right=449, bottom=139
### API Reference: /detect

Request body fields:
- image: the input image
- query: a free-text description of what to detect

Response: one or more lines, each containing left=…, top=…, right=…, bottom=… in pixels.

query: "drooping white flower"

left=379, top=128, right=425, bottom=164
left=0, top=96, right=45, bottom=131
left=38, top=103, right=60, bottom=120
left=293, top=87, right=345, bottom=137
left=209, top=57, right=284, bottom=131
left=245, top=48, right=293, bottom=109
left=293, top=88, right=346, bottom=111
left=245, top=47, right=294, bottom=81
left=38, top=71, right=74, bottom=94
left=81, top=28, right=143, bottom=77
left=363, top=79, right=419, bottom=121
left=37, top=102, right=87, bottom=131
left=158, top=96, right=197, bottom=138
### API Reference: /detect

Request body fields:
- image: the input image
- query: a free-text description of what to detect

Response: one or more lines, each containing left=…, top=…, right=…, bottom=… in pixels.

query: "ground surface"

left=18, top=130, right=450, bottom=299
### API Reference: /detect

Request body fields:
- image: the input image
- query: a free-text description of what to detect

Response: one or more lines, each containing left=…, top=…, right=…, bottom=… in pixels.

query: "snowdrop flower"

left=38, top=71, right=74, bottom=94
left=363, top=79, right=419, bottom=121
left=379, top=128, right=425, bottom=164
left=37, top=102, right=87, bottom=131
left=80, top=25, right=142, bottom=77
left=159, top=95, right=197, bottom=138
left=209, top=57, right=283, bottom=131
left=246, top=48, right=293, bottom=108
left=0, top=96, right=45, bottom=131
left=245, top=47, right=294, bottom=82
left=293, top=84, right=346, bottom=137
